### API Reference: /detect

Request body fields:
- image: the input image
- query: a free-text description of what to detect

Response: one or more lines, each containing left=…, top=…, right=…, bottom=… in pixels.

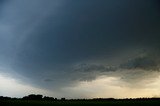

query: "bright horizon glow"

left=63, top=75, right=160, bottom=99
left=0, top=73, right=160, bottom=98
left=0, top=73, right=53, bottom=98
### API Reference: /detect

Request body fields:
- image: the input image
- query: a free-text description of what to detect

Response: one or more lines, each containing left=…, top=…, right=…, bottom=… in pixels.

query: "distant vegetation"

left=1, top=94, right=160, bottom=106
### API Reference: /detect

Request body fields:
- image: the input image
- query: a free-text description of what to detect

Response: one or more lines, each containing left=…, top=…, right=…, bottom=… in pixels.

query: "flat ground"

left=1, top=99, right=160, bottom=106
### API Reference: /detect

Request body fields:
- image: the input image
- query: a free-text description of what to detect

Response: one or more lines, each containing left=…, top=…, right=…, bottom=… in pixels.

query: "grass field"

left=1, top=99, right=160, bottom=106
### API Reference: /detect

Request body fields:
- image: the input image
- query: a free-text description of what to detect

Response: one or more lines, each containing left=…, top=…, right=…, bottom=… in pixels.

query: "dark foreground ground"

left=1, top=99, right=160, bottom=106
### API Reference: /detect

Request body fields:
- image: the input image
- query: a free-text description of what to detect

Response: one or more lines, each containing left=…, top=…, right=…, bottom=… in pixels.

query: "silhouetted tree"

left=61, top=98, right=66, bottom=101
left=43, top=96, right=57, bottom=101
left=22, top=94, right=43, bottom=100
left=0, top=96, right=11, bottom=100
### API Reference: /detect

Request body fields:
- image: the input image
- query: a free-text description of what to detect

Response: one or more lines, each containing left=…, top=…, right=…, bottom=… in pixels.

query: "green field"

left=1, top=99, right=160, bottom=106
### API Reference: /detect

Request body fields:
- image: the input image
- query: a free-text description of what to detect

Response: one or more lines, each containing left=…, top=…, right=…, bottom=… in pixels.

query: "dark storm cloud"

left=74, top=64, right=116, bottom=73
left=120, top=54, right=160, bottom=71
left=0, top=0, right=7, bottom=8
left=0, top=0, right=160, bottom=90
left=70, top=63, right=116, bottom=81
left=70, top=51, right=160, bottom=82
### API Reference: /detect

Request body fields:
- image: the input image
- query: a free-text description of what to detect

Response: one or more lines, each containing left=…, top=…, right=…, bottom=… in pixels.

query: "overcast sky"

left=0, top=0, right=160, bottom=98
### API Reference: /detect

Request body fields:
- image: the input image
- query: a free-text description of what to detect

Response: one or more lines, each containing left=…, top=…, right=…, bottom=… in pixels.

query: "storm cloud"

left=0, top=0, right=160, bottom=98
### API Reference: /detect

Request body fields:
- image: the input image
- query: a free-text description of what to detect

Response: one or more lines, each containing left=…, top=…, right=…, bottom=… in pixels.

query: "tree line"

left=0, top=94, right=64, bottom=101
left=1, top=94, right=160, bottom=101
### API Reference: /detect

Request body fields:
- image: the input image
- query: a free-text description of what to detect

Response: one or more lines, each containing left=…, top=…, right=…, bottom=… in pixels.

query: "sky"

left=0, top=0, right=160, bottom=98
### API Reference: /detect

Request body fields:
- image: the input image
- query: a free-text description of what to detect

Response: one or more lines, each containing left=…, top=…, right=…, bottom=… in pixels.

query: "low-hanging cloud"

left=120, top=54, right=160, bottom=71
